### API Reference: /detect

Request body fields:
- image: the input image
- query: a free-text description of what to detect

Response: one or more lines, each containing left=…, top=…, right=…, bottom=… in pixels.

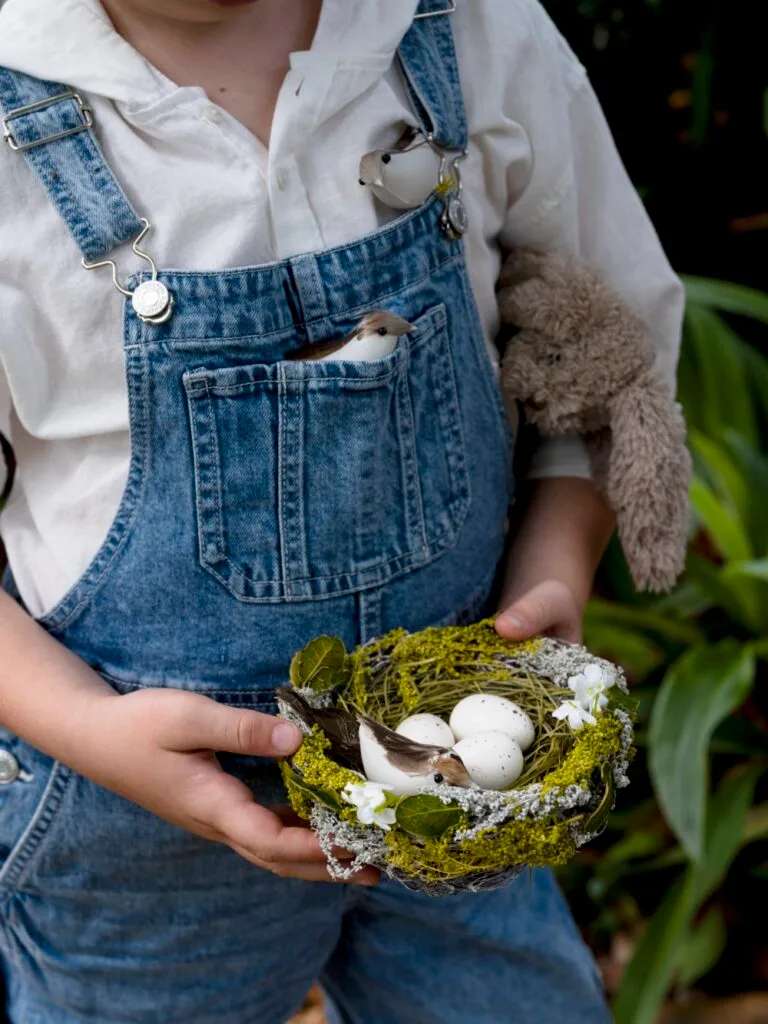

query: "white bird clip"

left=358, top=128, right=442, bottom=210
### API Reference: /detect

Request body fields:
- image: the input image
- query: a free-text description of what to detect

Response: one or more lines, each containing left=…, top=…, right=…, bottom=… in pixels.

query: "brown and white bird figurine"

left=286, top=310, right=413, bottom=363
left=278, top=688, right=473, bottom=796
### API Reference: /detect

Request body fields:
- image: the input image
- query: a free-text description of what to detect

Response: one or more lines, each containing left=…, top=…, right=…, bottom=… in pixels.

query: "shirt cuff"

left=526, top=434, right=593, bottom=480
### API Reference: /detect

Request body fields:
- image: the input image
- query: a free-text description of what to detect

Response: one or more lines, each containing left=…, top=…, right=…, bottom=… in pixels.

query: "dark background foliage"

left=543, top=0, right=767, bottom=291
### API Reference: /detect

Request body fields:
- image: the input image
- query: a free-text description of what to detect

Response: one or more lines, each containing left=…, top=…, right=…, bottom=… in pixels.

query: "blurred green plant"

left=580, top=278, right=768, bottom=1023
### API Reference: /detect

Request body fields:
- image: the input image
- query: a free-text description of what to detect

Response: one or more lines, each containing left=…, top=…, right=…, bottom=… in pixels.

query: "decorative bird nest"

left=277, top=620, right=635, bottom=896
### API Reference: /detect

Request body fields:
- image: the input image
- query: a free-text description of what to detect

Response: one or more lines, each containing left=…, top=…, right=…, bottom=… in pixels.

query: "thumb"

left=495, top=579, right=580, bottom=643
left=171, top=695, right=303, bottom=757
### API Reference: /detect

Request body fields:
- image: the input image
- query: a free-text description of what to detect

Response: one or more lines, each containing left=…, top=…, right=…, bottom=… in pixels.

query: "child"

left=0, top=0, right=683, bottom=1020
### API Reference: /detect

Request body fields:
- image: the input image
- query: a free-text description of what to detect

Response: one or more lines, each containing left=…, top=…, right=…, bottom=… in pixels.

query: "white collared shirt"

left=0, top=0, right=684, bottom=617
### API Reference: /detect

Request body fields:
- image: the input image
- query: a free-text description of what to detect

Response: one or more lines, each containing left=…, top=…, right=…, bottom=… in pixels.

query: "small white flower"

left=568, top=664, right=614, bottom=715
left=342, top=781, right=397, bottom=831
left=552, top=699, right=597, bottom=731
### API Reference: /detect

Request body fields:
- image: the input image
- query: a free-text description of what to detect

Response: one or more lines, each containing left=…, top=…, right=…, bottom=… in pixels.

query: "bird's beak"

left=359, top=151, right=385, bottom=189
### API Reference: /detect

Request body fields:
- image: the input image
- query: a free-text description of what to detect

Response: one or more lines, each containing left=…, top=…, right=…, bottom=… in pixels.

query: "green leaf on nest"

left=282, top=765, right=343, bottom=812
left=582, top=762, right=616, bottom=835
left=607, top=688, right=640, bottom=716
left=395, top=795, right=463, bottom=838
left=290, top=635, right=350, bottom=693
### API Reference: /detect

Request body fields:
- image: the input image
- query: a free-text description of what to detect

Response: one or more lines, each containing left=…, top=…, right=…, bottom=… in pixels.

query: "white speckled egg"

left=395, top=713, right=455, bottom=747
left=452, top=732, right=524, bottom=791
left=449, top=693, right=536, bottom=751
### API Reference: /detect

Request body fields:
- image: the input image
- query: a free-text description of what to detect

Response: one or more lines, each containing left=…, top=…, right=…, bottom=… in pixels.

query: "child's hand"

left=494, top=478, right=617, bottom=644
left=496, top=578, right=583, bottom=643
left=73, top=687, right=379, bottom=885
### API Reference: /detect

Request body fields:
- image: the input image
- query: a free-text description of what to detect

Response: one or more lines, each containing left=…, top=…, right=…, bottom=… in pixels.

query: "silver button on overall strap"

left=0, top=68, right=174, bottom=324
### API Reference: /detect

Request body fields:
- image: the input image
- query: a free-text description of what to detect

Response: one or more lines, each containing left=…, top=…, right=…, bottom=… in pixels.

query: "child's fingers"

left=495, top=579, right=582, bottom=643
left=229, top=844, right=380, bottom=885
left=162, top=692, right=303, bottom=758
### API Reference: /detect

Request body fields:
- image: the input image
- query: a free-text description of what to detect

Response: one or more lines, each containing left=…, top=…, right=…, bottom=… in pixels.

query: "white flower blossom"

left=341, top=781, right=397, bottom=831
left=552, top=699, right=597, bottom=731
left=567, top=664, right=614, bottom=715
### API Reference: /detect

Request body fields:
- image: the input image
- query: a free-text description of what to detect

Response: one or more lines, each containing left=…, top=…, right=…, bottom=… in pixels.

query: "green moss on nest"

left=385, top=815, right=574, bottom=882
left=541, top=715, right=623, bottom=795
left=282, top=726, right=362, bottom=821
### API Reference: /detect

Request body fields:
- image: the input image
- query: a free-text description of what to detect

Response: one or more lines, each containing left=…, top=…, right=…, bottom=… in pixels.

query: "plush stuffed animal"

left=497, top=247, right=691, bottom=593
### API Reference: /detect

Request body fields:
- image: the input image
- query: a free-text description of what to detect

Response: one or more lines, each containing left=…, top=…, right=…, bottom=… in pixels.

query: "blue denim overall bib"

left=0, top=5, right=610, bottom=1022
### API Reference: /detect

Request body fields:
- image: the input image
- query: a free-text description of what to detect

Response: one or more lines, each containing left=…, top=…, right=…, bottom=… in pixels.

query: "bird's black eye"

left=433, top=772, right=444, bottom=784
left=358, top=178, right=366, bottom=186
left=381, top=152, right=392, bottom=164
left=377, top=325, right=388, bottom=336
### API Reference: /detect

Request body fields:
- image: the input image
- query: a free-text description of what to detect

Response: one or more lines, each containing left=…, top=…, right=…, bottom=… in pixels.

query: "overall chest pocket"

left=182, top=304, right=470, bottom=602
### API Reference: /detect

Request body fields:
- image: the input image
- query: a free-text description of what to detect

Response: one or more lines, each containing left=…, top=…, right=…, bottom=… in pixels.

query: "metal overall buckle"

left=2, top=91, right=93, bottom=152
left=82, top=219, right=174, bottom=325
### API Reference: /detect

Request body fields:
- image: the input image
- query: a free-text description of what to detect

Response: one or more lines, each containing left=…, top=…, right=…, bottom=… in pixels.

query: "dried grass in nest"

left=336, top=625, right=575, bottom=790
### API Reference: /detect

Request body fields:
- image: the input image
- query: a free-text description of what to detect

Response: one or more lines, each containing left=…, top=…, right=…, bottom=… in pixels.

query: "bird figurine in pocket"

left=277, top=688, right=473, bottom=795
left=286, top=310, right=413, bottom=363
left=497, top=247, right=692, bottom=593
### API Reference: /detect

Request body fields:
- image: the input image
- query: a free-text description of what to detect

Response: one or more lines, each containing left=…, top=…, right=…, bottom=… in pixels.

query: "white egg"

left=452, top=732, right=524, bottom=791
left=395, top=713, right=455, bottom=747
left=449, top=693, right=536, bottom=751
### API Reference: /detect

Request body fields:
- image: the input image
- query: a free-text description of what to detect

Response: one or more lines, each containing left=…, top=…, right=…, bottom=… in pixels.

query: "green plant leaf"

left=292, top=636, right=349, bottom=692
left=585, top=598, right=704, bottom=645
left=690, top=431, right=750, bottom=530
left=582, top=763, right=616, bottom=835
left=724, top=557, right=768, bottom=581
left=648, top=642, right=755, bottom=861
left=692, top=764, right=763, bottom=903
left=395, top=795, right=463, bottom=838
left=685, top=555, right=761, bottom=631
left=282, top=766, right=343, bottom=812
left=690, top=477, right=752, bottom=562
left=682, top=305, right=758, bottom=443
left=613, top=874, right=695, bottom=1024
left=676, top=905, right=727, bottom=987
left=721, top=431, right=768, bottom=554
left=614, top=768, right=759, bottom=1024
left=683, top=276, right=768, bottom=325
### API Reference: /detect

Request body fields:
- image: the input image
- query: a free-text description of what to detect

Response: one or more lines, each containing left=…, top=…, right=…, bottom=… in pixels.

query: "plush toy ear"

left=604, top=375, right=692, bottom=593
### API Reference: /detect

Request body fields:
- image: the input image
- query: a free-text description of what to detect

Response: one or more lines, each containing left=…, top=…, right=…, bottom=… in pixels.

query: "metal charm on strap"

left=436, top=145, right=469, bottom=240
left=82, top=219, right=174, bottom=325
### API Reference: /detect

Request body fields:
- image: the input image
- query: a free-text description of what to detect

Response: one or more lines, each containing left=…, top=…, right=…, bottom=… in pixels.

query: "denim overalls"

left=0, top=4, right=610, bottom=1021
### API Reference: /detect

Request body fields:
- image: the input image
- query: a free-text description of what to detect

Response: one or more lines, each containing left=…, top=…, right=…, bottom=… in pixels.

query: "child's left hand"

left=494, top=478, right=616, bottom=644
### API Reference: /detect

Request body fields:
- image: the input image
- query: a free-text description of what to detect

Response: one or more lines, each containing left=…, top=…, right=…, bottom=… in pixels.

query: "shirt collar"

left=0, top=0, right=419, bottom=130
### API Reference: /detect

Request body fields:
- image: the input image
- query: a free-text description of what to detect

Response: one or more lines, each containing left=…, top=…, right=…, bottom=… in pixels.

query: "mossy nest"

left=278, top=620, right=635, bottom=896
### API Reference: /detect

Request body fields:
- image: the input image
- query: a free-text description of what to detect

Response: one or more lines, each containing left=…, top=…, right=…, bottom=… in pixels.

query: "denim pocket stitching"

left=184, top=302, right=466, bottom=601
left=0, top=761, right=73, bottom=893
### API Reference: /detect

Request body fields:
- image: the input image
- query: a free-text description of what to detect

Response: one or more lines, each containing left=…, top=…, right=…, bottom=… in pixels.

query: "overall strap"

left=0, top=68, right=143, bottom=261
left=397, top=0, right=468, bottom=152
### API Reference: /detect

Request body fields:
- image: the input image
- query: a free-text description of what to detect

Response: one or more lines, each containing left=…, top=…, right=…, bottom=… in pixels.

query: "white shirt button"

left=0, top=749, right=21, bottom=785
left=275, top=167, right=289, bottom=191
left=202, top=104, right=223, bottom=125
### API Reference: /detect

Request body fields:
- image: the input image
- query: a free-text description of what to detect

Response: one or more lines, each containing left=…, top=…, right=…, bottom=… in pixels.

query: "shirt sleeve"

left=497, top=1, right=685, bottom=480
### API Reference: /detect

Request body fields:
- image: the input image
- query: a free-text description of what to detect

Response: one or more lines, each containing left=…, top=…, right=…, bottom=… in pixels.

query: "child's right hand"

left=1, top=590, right=376, bottom=884
left=72, top=687, right=379, bottom=885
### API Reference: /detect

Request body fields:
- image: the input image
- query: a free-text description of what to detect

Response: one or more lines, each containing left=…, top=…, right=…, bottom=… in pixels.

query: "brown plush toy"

left=497, top=247, right=692, bottom=593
